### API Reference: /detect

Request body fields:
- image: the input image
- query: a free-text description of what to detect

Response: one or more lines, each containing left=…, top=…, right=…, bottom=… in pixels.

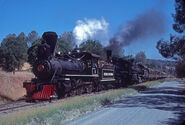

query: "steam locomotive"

left=23, top=32, right=166, bottom=100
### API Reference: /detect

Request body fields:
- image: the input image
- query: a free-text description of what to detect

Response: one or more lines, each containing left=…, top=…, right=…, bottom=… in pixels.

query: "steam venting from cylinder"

left=106, top=9, right=166, bottom=56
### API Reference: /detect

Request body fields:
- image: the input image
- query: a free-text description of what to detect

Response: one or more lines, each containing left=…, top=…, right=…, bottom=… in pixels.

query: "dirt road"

left=66, top=81, right=185, bottom=125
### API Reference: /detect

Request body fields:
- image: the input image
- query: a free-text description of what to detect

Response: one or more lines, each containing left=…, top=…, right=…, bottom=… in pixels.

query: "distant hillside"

left=145, top=59, right=176, bottom=76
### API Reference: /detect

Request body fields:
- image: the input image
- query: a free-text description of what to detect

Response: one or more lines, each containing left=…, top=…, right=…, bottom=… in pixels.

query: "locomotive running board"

left=63, top=74, right=99, bottom=77
left=100, top=79, right=115, bottom=82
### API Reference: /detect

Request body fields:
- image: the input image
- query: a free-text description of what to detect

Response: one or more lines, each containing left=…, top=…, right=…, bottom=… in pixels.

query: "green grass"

left=0, top=80, right=162, bottom=125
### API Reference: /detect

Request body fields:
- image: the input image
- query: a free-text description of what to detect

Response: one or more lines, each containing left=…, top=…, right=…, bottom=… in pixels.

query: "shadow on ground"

left=129, top=85, right=147, bottom=92
left=108, top=81, right=185, bottom=125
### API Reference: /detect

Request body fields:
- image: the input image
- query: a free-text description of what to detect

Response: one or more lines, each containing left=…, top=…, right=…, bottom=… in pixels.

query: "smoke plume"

left=73, top=18, right=109, bottom=46
left=107, top=9, right=166, bottom=56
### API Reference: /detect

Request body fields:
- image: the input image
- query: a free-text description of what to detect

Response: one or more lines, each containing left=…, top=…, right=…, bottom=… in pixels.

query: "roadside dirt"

left=0, top=70, right=34, bottom=101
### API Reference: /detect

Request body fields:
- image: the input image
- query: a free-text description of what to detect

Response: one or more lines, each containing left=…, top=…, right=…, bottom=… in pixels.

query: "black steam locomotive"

left=23, top=32, right=166, bottom=100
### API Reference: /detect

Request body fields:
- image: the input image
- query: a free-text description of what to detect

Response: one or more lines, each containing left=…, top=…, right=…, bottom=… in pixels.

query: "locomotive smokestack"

left=106, top=50, right=112, bottom=62
left=42, top=32, right=58, bottom=55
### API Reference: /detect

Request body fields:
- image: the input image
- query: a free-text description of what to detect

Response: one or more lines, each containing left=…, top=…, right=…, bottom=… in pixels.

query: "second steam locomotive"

left=23, top=32, right=166, bottom=100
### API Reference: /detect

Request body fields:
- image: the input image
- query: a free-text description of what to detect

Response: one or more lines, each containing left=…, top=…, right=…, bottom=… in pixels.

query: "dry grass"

left=0, top=70, right=33, bottom=78
left=0, top=80, right=163, bottom=125
left=0, top=70, right=34, bottom=102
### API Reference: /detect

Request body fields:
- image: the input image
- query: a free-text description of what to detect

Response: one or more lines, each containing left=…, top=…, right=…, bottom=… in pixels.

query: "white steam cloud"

left=73, top=17, right=109, bottom=46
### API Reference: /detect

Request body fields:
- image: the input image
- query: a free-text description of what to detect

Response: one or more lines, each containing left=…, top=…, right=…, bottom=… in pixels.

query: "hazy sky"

left=0, top=0, right=175, bottom=59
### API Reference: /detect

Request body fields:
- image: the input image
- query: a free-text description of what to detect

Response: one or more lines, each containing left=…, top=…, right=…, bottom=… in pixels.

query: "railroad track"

left=0, top=99, right=55, bottom=116
left=0, top=100, right=35, bottom=115
left=0, top=98, right=64, bottom=116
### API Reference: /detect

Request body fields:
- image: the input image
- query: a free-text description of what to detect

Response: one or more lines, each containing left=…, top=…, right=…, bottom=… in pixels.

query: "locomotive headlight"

left=37, top=65, right=45, bottom=72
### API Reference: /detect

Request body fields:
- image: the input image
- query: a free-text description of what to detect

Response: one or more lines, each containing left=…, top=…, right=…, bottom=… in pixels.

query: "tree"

left=61, top=32, right=75, bottom=47
left=156, top=35, right=185, bottom=61
left=0, top=33, right=28, bottom=72
left=54, top=32, right=75, bottom=54
left=135, top=51, right=146, bottom=63
left=80, top=40, right=106, bottom=59
left=27, top=30, right=39, bottom=46
left=156, top=0, right=185, bottom=77
left=27, top=38, right=41, bottom=66
left=122, top=55, right=134, bottom=60
left=172, top=0, right=185, bottom=33
left=54, top=37, right=73, bottom=54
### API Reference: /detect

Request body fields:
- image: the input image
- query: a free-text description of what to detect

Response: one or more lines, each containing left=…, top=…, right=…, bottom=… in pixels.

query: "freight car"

left=148, top=68, right=167, bottom=80
left=23, top=31, right=166, bottom=101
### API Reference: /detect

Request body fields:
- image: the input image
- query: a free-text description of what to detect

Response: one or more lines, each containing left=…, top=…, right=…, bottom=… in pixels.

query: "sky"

left=0, top=0, right=175, bottom=60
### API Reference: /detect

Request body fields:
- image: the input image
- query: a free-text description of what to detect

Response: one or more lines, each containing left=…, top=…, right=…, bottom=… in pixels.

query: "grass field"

left=0, top=80, right=163, bottom=125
